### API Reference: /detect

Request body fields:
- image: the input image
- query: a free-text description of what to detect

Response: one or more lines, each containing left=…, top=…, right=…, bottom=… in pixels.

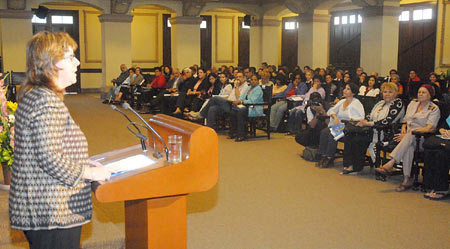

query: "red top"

left=286, top=87, right=296, bottom=98
left=150, top=75, right=167, bottom=89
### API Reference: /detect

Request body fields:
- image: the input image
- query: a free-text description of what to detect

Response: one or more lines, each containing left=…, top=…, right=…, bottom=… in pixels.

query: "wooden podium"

left=91, top=114, right=218, bottom=249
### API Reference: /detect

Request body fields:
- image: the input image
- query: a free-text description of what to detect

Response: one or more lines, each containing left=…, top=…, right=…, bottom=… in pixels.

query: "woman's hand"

left=333, top=119, right=340, bottom=126
left=357, top=120, right=371, bottom=127
left=232, top=100, right=242, bottom=106
left=440, top=129, right=450, bottom=139
left=394, top=132, right=406, bottom=142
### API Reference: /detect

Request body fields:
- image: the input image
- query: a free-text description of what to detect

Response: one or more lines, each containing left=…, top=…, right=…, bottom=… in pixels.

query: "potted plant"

left=0, top=74, right=16, bottom=185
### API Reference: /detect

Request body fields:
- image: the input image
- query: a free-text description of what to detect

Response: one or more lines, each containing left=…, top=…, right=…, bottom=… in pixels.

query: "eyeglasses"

left=64, top=54, right=77, bottom=62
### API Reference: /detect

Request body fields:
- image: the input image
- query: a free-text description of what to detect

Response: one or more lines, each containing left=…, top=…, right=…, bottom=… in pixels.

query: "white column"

left=170, top=16, right=202, bottom=70
left=99, top=14, right=133, bottom=94
left=360, top=3, right=401, bottom=75
left=0, top=10, right=33, bottom=72
left=297, top=12, right=330, bottom=69
left=260, top=18, right=281, bottom=66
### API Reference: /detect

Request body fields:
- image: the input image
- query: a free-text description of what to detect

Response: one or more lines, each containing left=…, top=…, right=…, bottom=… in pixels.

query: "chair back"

left=261, top=85, right=273, bottom=104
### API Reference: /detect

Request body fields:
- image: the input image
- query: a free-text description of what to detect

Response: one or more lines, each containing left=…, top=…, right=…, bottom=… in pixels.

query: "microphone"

left=122, top=103, right=169, bottom=160
left=110, top=105, right=148, bottom=152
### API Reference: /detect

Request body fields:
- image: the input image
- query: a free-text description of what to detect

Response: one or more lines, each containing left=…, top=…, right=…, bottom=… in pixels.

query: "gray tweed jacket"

left=9, top=87, right=92, bottom=230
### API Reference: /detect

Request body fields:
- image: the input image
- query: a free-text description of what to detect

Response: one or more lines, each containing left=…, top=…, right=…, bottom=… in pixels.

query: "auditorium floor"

left=1, top=93, right=449, bottom=249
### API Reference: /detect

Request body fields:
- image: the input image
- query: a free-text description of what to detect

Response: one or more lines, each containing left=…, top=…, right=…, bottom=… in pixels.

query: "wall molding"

left=98, top=14, right=133, bottom=23
left=215, top=15, right=235, bottom=63
left=83, top=10, right=102, bottom=63
left=0, top=9, right=32, bottom=19
left=439, top=0, right=449, bottom=67
left=131, top=12, right=159, bottom=63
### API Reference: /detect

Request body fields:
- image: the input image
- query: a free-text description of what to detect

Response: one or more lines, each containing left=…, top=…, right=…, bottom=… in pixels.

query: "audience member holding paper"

left=269, top=73, right=308, bottom=132
left=317, top=83, right=364, bottom=168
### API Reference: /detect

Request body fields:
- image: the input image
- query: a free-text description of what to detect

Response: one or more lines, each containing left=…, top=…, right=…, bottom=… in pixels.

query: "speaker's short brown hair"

left=20, top=31, right=77, bottom=100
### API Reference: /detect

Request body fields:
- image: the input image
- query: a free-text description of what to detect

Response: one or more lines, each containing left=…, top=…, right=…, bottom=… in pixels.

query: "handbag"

left=343, top=121, right=371, bottom=135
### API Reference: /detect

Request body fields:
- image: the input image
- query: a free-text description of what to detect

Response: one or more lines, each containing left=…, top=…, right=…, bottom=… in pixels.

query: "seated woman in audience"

left=317, top=83, right=365, bottom=168
left=162, top=65, right=172, bottom=82
left=341, top=82, right=404, bottom=175
left=269, top=74, right=308, bottom=131
left=187, top=73, right=234, bottom=120
left=229, top=75, right=264, bottom=142
left=423, top=112, right=449, bottom=200
left=173, top=68, right=209, bottom=114
left=192, top=73, right=222, bottom=112
left=287, top=76, right=326, bottom=135
left=428, top=72, right=442, bottom=100
left=272, top=75, right=288, bottom=96
left=295, top=92, right=328, bottom=148
left=114, top=67, right=136, bottom=103
left=358, top=75, right=380, bottom=97
left=259, top=68, right=273, bottom=87
left=376, top=85, right=440, bottom=191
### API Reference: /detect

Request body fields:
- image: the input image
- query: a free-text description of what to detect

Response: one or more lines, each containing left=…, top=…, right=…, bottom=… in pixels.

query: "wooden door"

left=238, top=17, right=250, bottom=68
left=329, top=11, right=361, bottom=73
left=200, top=15, right=212, bottom=69
left=163, top=14, right=172, bottom=66
left=281, top=16, right=298, bottom=71
left=398, top=4, right=437, bottom=80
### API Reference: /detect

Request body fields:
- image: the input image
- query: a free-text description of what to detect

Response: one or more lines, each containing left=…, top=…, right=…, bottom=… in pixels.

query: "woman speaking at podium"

left=9, top=31, right=112, bottom=249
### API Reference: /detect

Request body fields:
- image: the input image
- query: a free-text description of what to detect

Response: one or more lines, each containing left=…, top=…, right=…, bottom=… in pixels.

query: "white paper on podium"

left=105, top=154, right=157, bottom=176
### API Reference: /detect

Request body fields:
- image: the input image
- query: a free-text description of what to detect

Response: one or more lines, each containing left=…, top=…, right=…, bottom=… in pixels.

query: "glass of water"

left=168, top=135, right=182, bottom=163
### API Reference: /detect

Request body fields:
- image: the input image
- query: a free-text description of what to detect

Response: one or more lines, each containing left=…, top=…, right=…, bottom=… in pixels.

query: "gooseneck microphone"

left=110, top=105, right=147, bottom=152
left=122, top=103, right=169, bottom=160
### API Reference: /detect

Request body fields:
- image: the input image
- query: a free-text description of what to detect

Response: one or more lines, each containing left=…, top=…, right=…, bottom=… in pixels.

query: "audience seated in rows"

left=269, top=73, right=308, bottom=132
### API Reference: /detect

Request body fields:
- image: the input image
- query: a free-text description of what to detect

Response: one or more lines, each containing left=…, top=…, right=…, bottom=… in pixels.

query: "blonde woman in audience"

left=341, top=82, right=404, bottom=175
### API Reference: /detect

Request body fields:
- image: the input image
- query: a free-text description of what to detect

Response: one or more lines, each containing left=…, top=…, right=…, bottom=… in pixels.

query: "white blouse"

left=327, top=98, right=365, bottom=127
left=358, top=86, right=380, bottom=97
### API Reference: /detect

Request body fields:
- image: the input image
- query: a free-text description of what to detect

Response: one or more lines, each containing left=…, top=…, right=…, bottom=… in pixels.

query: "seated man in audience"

left=295, top=92, right=328, bottom=148
left=103, top=64, right=129, bottom=103
left=287, top=76, right=326, bottom=135
left=197, top=71, right=248, bottom=130
left=136, top=67, right=167, bottom=110
left=158, top=67, right=191, bottom=114
left=140, top=68, right=182, bottom=113
left=405, top=69, right=421, bottom=99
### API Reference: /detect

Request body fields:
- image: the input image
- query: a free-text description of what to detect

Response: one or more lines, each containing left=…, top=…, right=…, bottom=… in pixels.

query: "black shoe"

left=228, top=133, right=236, bottom=139
left=316, top=156, right=326, bottom=167
left=102, top=99, right=110, bottom=104
left=235, top=136, right=247, bottom=142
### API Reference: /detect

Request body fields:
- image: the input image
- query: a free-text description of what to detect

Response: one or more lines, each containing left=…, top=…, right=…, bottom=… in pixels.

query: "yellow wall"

left=40, top=3, right=174, bottom=89
left=435, top=0, right=450, bottom=73
left=202, top=10, right=244, bottom=68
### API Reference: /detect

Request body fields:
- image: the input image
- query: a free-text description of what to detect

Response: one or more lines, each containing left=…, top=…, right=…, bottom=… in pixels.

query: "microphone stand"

left=110, top=105, right=148, bottom=152
left=122, top=103, right=169, bottom=161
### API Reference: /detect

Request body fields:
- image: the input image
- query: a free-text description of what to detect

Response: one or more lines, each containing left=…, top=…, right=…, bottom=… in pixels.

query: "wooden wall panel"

left=84, top=11, right=102, bottom=63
